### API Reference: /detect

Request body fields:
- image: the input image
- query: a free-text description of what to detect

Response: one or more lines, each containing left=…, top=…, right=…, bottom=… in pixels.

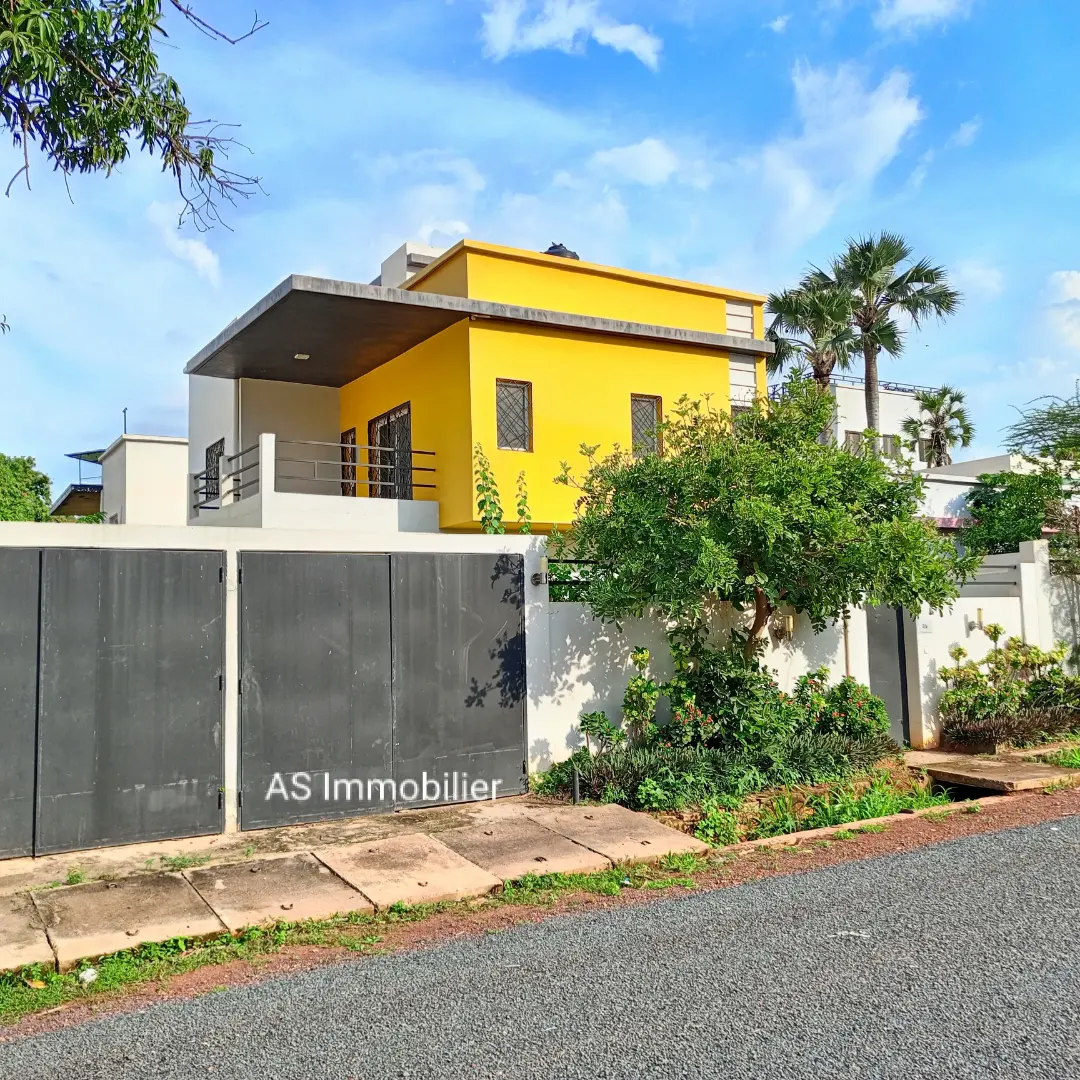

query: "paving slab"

left=525, top=803, right=709, bottom=863
left=0, top=893, right=54, bottom=973
left=315, top=833, right=501, bottom=909
left=31, top=872, right=225, bottom=970
left=186, top=854, right=373, bottom=932
left=439, top=816, right=612, bottom=880
left=919, top=757, right=1079, bottom=792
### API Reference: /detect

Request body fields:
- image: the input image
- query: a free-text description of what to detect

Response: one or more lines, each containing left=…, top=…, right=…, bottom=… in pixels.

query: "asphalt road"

left=3, top=818, right=1080, bottom=1079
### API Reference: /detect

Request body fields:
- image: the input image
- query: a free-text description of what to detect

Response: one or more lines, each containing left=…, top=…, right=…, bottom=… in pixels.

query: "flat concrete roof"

left=185, top=276, right=773, bottom=387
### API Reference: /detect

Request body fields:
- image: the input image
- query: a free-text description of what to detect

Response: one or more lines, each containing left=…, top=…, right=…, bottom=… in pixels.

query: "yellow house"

left=185, top=240, right=771, bottom=532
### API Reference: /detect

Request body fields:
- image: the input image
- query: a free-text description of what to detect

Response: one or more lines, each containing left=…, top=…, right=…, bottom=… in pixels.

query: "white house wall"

left=188, top=374, right=238, bottom=513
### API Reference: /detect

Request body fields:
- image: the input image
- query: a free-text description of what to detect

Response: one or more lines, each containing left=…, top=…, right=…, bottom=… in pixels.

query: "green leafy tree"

left=551, top=376, right=975, bottom=659
left=961, top=469, right=1066, bottom=556
left=765, top=281, right=857, bottom=388
left=1005, top=382, right=1080, bottom=458
left=1, top=1, right=263, bottom=228
left=0, top=453, right=51, bottom=521
left=805, top=233, right=962, bottom=440
left=901, top=385, right=974, bottom=467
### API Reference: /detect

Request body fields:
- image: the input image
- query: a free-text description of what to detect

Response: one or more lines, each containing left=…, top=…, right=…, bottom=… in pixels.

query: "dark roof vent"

left=544, top=242, right=580, bottom=260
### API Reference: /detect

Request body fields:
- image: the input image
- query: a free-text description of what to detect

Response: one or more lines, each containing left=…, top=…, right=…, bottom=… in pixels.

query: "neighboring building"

left=50, top=434, right=189, bottom=525
left=186, top=239, right=771, bottom=532
left=827, top=374, right=937, bottom=467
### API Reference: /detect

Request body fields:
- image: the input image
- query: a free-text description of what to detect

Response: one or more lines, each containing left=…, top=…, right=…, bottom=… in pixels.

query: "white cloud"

left=589, top=137, right=712, bottom=189
left=955, top=258, right=1004, bottom=296
left=767, top=14, right=791, bottom=32
left=146, top=202, right=221, bottom=285
left=874, top=0, right=972, bottom=32
left=754, top=62, right=922, bottom=244
left=947, top=117, right=981, bottom=147
left=1048, top=271, right=1080, bottom=351
left=480, top=0, right=662, bottom=69
left=590, top=138, right=676, bottom=185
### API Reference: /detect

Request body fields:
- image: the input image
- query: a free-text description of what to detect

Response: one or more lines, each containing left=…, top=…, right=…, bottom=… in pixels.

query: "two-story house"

left=185, top=239, right=772, bottom=532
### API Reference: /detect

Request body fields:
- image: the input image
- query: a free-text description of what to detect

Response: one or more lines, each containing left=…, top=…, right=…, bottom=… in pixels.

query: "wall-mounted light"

left=770, top=611, right=795, bottom=642
left=531, top=556, right=549, bottom=587
left=967, top=607, right=984, bottom=633
left=293, top=353, right=311, bottom=361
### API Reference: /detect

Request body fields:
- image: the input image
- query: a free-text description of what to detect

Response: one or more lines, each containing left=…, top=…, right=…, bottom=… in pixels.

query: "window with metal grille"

left=918, top=437, right=932, bottom=462
left=630, top=394, right=662, bottom=457
left=496, top=380, right=532, bottom=451
left=368, top=403, right=412, bottom=499
left=844, top=430, right=864, bottom=452
left=204, top=438, right=225, bottom=500
left=881, top=434, right=902, bottom=458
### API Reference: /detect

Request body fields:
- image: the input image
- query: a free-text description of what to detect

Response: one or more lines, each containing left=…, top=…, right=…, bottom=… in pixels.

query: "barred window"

left=631, top=394, right=662, bottom=457
left=881, top=434, right=902, bottom=458
left=844, top=430, right=864, bottom=451
left=496, top=380, right=532, bottom=451
left=204, top=438, right=225, bottom=500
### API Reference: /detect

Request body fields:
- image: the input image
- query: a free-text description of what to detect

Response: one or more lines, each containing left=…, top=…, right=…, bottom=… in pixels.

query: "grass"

left=0, top=852, right=718, bottom=1026
left=157, top=853, right=213, bottom=872
left=1034, top=745, right=1080, bottom=769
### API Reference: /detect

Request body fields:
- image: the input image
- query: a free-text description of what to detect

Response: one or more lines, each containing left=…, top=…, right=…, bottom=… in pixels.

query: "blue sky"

left=4, top=0, right=1080, bottom=492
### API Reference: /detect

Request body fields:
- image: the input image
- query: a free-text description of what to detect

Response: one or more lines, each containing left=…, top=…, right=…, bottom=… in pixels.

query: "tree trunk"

left=863, top=338, right=880, bottom=449
left=745, top=587, right=773, bottom=661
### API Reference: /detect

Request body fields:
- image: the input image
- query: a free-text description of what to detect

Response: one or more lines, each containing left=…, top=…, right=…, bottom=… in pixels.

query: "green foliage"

left=515, top=470, right=532, bottom=535
left=0, top=453, right=50, bottom=521
left=938, top=627, right=1080, bottom=745
left=793, top=668, right=891, bottom=740
left=900, top=385, right=974, bottom=467
left=802, top=771, right=948, bottom=828
left=1006, top=381, right=1080, bottom=458
left=0, top=1, right=262, bottom=229
left=621, top=646, right=661, bottom=743
left=801, top=232, right=961, bottom=435
left=961, top=469, right=1065, bottom=556
left=1037, top=745, right=1080, bottom=769
left=578, top=710, right=625, bottom=753
left=766, top=281, right=858, bottom=386
left=472, top=443, right=504, bottom=534
left=550, top=375, right=974, bottom=654
left=693, top=798, right=741, bottom=846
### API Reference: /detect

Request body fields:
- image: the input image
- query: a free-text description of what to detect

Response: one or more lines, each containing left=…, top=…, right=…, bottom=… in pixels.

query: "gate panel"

left=36, top=549, right=225, bottom=855
left=866, top=605, right=912, bottom=746
left=239, top=553, right=393, bottom=828
left=0, top=550, right=40, bottom=858
left=391, top=553, right=526, bottom=805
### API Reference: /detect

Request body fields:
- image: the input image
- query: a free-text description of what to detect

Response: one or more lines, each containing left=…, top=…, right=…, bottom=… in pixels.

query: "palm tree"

left=765, top=283, right=857, bottom=389
left=806, top=233, right=962, bottom=441
left=901, top=385, right=974, bottom=467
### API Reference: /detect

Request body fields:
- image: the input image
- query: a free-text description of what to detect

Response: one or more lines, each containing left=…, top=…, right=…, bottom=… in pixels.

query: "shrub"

left=804, top=770, right=947, bottom=827
left=795, top=669, right=891, bottom=740
left=693, top=796, right=742, bottom=846
left=578, top=711, right=625, bottom=753
left=939, top=627, right=1080, bottom=746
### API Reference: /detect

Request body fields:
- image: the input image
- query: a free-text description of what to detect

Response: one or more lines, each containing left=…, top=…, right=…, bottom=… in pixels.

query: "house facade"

left=186, top=240, right=771, bottom=532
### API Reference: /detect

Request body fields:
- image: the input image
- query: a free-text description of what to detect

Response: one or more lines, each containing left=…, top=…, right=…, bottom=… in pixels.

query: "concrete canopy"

left=185, top=275, right=773, bottom=388
left=49, top=484, right=102, bottom=517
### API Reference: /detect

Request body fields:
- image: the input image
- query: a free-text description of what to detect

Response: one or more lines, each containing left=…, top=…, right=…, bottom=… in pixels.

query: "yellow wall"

left=338, top=321, right=474, bottom=529
left=409, top=241, right=765, bottom=338
left=466, top=321, right=736, bottom=530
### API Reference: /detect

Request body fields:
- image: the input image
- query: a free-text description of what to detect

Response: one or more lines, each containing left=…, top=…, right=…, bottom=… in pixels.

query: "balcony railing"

left=192, top=435, right=435, bottom=513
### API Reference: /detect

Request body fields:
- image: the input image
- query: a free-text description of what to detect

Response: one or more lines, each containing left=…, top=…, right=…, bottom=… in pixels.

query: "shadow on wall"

left=465, top=555, right=526, bottom=711
left=530, top=598, right=848, bottom=770
left=1049, top=574, right=1080, bottom=672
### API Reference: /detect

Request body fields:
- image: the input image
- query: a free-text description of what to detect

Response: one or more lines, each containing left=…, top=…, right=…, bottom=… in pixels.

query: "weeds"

left=158, top=853, right=213, bottom=872
left=65, top=868, right=86, bottom=886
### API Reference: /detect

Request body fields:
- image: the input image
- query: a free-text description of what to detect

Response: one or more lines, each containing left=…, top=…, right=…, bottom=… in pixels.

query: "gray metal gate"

left=0, top=550, right=41, bottom=859
left=35, top=549, right=225, bottom=855
left=237, top=551, right=526, bottom=828
left=238, top=553, right=394, bottom=828
left=391, top=553, right=526, bottom=804
left=866, top=605, right=913, bottom=746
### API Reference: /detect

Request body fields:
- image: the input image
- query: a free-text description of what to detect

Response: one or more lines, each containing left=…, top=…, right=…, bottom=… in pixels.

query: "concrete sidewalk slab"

left=186, top=854, right=373, bottom=932
left=32, top=872, right=225, bottom=970
left=0, top=894, right=54, bottom=972
left=526, top=803, right=709, bottom=863
left=316, top=833, right=501, bottom=909
left=439, top=817, right=612, bottom=880
left=919, top=757, right=1079, bottom=793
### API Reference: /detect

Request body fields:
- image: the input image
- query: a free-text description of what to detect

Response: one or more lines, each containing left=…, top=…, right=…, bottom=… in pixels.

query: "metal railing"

left=192, top=443, right=261, bottom=512
left=274, top=439, right=435, bottom=500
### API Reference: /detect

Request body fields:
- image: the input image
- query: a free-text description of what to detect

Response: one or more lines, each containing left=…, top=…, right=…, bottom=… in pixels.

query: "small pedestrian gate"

left=238, top=552, right=527, bottom=829
left=0, top=548, right=225, bottom=858
left=866, top=605, right=913, bottom=746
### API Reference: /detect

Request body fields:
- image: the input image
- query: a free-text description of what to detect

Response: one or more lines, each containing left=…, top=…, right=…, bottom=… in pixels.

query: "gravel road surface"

left=3, top=818, right=1080, bottom=1079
